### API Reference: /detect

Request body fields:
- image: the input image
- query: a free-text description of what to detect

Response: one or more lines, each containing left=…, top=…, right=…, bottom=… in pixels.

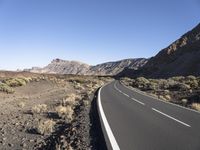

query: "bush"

left=0, top=82, right=14, bottom=93
left=36, top=119, right=55, bottom=135
left=168, top=82, right=190, bottom=91
left=3, top=78, right=27, bottom=87
left=61, top=93, right=80, bottom=107
left=170, top=76, right=185, bottom=82
left=191, top=103, right=200, bottom=111
left=31, top=104, right=47, bottom=114
left=55, top=105, right=73, bottom=122
left=18, top=102, right=25, bottom=108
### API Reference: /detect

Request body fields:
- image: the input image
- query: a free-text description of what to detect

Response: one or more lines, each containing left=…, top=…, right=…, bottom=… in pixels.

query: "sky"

left=0, top=0, right=199, bottom=70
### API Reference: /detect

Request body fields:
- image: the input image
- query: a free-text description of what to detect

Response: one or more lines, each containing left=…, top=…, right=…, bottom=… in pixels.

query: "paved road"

left=98, top=81, right=200, bottom=150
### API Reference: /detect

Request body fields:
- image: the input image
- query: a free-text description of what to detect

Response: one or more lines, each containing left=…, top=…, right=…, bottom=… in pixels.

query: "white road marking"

left=131, top=98, right=145, bottom=105
left=123, top=93, right=129, bottom=97
left=121, top=82, right=200, bottom=114
left=114, top=82, right=145, bottom=105
left=152, top=108, right=191, bottom=127
left=98, top=86, right=121, bottom=150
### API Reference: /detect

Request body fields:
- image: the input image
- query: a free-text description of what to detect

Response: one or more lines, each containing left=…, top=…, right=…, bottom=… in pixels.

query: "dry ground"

left=0, top=71, right=112, bottom=150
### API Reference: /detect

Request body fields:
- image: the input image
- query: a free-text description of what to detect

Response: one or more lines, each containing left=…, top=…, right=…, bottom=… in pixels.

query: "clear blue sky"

left=0, top=0, right=199, bottom=70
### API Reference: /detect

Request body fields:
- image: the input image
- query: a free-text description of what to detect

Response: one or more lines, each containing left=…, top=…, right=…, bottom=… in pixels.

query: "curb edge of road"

left=97, top=81, right=120, bottom=150
left=119, top=81, right=200, bottom=114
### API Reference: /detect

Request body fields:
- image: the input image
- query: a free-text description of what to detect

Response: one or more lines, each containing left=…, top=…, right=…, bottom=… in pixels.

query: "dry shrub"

left=0, top=82, right=14, bottom=93
left=164, top=95, right=171, bottom=101
left=191, top=103, right=200, bottom=111
left=83, top=100, right=90, bottom=106
left=18, top=102, right=25, bottom=108
left=55, top=105, right=73, bottom=122
left=3, top=78, right=27, bottom=87
left=61, top=93, right=81, bottom=107
left=36, top=119, right=56, bottom=135
left=31, top=104, right=47, bottom=114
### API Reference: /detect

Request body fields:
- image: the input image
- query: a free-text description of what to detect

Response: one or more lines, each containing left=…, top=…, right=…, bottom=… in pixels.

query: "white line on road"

left=121, top=82, right=200, bottom=114
left=152, top=108, right=191, bottom=127
left=131, top=98, right=145, bottom=105
left=114, top=82, right=145, bottom=105
left=98, top=86, right=120, bottom=150
left=123, top=93, right=129, bottom=97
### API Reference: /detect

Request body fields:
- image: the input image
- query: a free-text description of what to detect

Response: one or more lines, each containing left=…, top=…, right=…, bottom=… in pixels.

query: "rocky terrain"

left=0, top=71, right=112, bottom=150
left=26, top=59, right=90, bottom=75
left=88, top=58, right=147, bottom=75
left=26, top=58, right=148, bottom=76
left=121, top=76, right=200, bottom=111
left=118, top=23, right=200, bottom=78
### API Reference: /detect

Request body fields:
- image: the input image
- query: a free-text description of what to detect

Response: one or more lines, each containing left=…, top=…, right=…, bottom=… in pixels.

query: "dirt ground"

left=0, top=72, right=112, bottom=150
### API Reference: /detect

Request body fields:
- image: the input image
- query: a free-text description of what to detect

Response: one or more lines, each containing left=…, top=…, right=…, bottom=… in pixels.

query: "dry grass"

left=31, top=104, right=47, bottom=114
left=191, top=103, right=200, bottom=111
left=55, top=105, right=73, bottom=122
left=36, top=119, right=56, bottom=135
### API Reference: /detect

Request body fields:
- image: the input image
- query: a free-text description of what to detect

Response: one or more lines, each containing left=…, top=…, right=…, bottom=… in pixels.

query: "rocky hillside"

left=28, top=58, right=148, bottom=76
left=119, top=23, right=200, bottom=78
left=88, top=58, right=148, bottom=75
left=29, top=59, right=90, bottom=75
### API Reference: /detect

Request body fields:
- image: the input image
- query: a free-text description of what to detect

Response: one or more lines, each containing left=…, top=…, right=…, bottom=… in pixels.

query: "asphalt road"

left=98, top=81, right=200, bottom=150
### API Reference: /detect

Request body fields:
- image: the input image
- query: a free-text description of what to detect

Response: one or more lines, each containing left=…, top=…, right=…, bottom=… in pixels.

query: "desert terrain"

left=0, top=71, right=112, bottom=150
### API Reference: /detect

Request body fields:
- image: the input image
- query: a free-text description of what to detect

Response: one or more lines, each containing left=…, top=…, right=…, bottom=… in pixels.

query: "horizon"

left=0, top=0, right=200, bottom=70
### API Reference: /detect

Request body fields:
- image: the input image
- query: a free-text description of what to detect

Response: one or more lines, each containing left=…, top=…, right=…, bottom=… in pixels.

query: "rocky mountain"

left=28, top=58, right=148, bottom=75
left=88, top=58, right=148, bottom=75
left=29, top=59, right=90, bottom=75
left=119, top=23, right=200, bottom=78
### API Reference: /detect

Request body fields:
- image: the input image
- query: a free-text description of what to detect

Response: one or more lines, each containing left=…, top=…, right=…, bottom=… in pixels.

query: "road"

left=98, top=81, right=200, bottom=150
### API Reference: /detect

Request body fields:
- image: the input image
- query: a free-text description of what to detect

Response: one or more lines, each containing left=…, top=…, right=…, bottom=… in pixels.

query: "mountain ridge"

left=118, top=22, right=200, bottom=78
left=26, top=58, right=148, bottom=75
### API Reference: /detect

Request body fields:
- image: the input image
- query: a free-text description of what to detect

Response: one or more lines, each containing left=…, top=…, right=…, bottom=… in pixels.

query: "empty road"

left=98, top=81, right=200, bottom=150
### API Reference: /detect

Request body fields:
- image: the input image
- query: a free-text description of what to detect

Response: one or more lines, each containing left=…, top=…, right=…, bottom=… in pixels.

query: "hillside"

left=28, top=58, right=148, bottom=76
left=119, top=23, right=200, bottom=78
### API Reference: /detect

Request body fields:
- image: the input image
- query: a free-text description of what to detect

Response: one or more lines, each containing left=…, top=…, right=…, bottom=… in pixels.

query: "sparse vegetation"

left=0, top=82, right=14, bottom=93
left=121, top=75, right=200, bottom=111
left=18, top=102, right=25, bottom=108
left=191, top=103, right=200, bottom=111
left=35, top=119, right=56, bottom=135
left=55, top=105, right=74, bottom=122
left=31, top=104, right=48, bottom=114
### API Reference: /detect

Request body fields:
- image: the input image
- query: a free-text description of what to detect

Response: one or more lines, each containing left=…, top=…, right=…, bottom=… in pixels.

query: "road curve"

left=98, top=81, right=200, bottom=150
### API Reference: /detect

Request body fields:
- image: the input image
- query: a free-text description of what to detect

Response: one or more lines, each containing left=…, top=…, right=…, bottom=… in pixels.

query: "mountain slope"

left=30, top=59, right=90, bottom=75
left=88, top=58, right=147, bottom=75
left=119, top=23, right=200, bottom=78
left=28, top=58, right=148, bottom=75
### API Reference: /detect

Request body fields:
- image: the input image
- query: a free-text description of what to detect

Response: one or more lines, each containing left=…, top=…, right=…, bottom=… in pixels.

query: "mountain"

left=88, top=58, right=148, bottom=75
left=28, top=58, right=148, bottom=75
left=29, top=59, right=90, bottom=75
left=119, top=23, right=200, bottom=78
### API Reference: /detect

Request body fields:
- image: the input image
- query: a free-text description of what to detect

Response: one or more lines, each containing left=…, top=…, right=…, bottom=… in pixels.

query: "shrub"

left=0, top=83, right=14, bottom=93
left=170, top=76, right=185, bottom=82
left=191, top=103, right=200, bottom=111
left=168, top=82, right=190, bottom=91
left=36, top=119, right=56, bottom=135
left=3, top=78, right=26, bottom=87
left=186, top=75, right=196, bottom=81
left=164, top=95, right=171, bottom=101
left=61, top=93, right=80, bottom=107
left=31, top=104, right=47, bottom=114
left=55, top=105, right=73, bottom=122
left=181, top=99, right=188, bottom=106
left=18, top=102, right=25, bottom=108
